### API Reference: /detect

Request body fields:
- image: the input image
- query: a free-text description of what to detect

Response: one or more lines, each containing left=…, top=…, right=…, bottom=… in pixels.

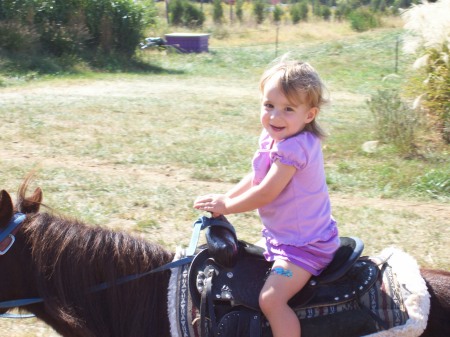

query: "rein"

left=0, top=257, right=193, bottom=314
left=0, top=215, right=219, bottom=319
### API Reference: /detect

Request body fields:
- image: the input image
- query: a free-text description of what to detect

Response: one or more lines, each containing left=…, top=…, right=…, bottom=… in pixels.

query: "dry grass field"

left=0, top=15, right=448, bottom=336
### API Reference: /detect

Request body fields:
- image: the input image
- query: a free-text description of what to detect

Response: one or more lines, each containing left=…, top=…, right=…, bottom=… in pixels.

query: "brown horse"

left=0, top=179, right=173, bottom=337
left=0, top=179, right=449, bottom=337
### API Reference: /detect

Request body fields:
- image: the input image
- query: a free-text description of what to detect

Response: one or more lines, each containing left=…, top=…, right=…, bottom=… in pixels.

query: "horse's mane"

left=17, top=177, right=174, bottom=337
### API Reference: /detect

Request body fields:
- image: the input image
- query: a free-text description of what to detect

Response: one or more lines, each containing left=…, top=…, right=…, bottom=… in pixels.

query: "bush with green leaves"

left=253, top=0, right=266, bottom=24
left=236, top=0, right=244, bottom=22
left=170, top=0, right=185, bottom=26
left=402, top=0, right=450, bottom=143
left=273, top=5, right=283, bottom=24
left=0, top=20, right=39, bottom=53
left=290, top=2, right=308, bottom=24
left=0, top=0, right=156, bottom=57
left=184, top=3, right=205, bottom=28
left=170, top=0, right=204, bottom=28
left=213, top=0, right=224, bottom=24
left=335, top=4, right=351, bottom=21
left=348, top=8, right=380, bottom=32
left=85, top=0, right=156, bottom=56
left=320, top=5, right=332, bottom=20
left=367, top=89, right=421, bottom=157
left=39, top=19, right=90, bottom=56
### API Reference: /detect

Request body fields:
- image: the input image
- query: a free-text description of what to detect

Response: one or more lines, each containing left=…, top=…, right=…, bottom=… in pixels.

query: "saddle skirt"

left=192, top=216, right=368, bottom=309
left=189, top=238, right=373, bottom=312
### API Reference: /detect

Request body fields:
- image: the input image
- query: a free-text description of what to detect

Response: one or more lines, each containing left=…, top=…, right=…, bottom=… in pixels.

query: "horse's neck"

left=24, top=214, right=174, bottom=337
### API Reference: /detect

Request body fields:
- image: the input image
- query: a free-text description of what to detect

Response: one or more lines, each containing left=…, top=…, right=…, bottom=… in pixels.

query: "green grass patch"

left=0, top=27, right=448, bottom=272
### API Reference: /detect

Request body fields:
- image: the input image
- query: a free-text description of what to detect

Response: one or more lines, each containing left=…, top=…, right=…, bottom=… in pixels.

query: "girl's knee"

left=258, top=293, right=269, bottom=316
left=259, top=290, right=280, bottom=316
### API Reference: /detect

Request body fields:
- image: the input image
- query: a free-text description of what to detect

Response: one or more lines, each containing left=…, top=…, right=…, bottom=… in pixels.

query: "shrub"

left=321, top=6, right=332, bottom=21
left=183, top=2, right=205, bottom=28
left=236, top=0, right=244, bottom=22
left=0, top=0, right=156, bottom=58
left=213, top=0, right=224, bottom=24
left=253, top=0, right=265, bottom=24
left=273, top=5, right=283, bottom=24
left=367, top=89, right=421, bottom=157
left=402, top=0, right=450, bottom=143
left=96, top=0, right=156, bottom=56
left=170, top=0, right=185, bottom=25
left=170, top=0, right=205, bottom=28
left=335, top=4, right=351, bottom=21
left=290, top=5, right=301, bottom=24
left=39, top=16, right=91, bottom=56
left=0, top=20, right=39, bottom=53
left=290, top=2, right=308, bottom=24
left=348, top=8, right=380, bottom=32
left=0, top=0, right=34, bottom=21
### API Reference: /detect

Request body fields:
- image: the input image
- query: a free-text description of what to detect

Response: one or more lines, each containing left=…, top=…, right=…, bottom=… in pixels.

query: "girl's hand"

left=193, top=194, right=228, bottom=216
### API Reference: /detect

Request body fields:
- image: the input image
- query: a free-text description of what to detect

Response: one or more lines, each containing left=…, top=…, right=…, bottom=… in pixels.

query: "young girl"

left=193, top=57, right=339, bottom=337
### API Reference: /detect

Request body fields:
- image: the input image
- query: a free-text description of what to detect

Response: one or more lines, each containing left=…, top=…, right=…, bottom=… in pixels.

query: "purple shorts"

left=263, top=234, right=340, bottom=276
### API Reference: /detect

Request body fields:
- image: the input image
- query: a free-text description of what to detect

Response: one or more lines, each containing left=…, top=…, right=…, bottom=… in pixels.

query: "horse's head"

left=0, top=181, right=43, bottom=252
left=0, top=180, right=43, bottom=313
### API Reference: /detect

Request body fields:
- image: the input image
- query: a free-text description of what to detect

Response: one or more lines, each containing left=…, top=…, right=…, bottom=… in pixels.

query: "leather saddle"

left=188, top=216, right=369, bottom=312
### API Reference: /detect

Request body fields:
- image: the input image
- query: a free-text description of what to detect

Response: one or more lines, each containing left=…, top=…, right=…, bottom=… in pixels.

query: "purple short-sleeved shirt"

left=252, top=130, right=337, bottom=247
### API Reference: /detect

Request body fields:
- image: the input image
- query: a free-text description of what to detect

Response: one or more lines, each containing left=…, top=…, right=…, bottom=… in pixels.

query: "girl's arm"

left=193, top=173, right=253, bottom=217
left=194, top=160, right=296, bottom=215
left=225, top=173, right=253, bottom=198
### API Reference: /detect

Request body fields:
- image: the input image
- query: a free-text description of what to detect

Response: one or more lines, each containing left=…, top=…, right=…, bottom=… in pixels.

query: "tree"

left=236, top=0, right=244, bottom=22
left=253, top=0, right=265, bottom=24
left=321, top=5, right=332, bottom=20
left=291, top=1, right=308, bottom=24
left=273, top=5, right=284, bottom=24
left=213, top=0, right=224, bottom=24
left=169, top=0, right=204, bottom=28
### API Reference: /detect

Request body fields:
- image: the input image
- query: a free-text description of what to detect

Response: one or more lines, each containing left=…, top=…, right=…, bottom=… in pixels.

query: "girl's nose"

left=270, top=109, right=280, bottom=119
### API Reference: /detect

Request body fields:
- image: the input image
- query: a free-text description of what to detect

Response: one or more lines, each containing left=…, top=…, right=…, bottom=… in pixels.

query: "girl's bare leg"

left=259, top=260, right=312, bottom=337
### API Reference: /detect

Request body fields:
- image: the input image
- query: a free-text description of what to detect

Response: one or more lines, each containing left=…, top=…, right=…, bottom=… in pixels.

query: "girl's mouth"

left=270, top=125, right=285, bottom=132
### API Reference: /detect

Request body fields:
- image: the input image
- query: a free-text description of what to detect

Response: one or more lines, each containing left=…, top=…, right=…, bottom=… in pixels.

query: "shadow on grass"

left=0, top=50, right=185, bottom=80
left=90, top=54, right=185, bottom=75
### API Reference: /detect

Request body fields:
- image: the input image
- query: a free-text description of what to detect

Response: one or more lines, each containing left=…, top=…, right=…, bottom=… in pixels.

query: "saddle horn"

left=205, top=215, right=239, bottom=268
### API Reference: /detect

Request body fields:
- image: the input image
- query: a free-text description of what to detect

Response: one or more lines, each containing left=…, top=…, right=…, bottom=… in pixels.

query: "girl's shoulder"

left=272, top=132, right=322, bottom=169
left=279, top=131, right=320, bottom=151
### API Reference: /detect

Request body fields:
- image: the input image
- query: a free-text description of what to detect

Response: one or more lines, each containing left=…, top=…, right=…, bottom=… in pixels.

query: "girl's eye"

left=285, top=107, right=295, bottom=112
left=264, top=103, right=273, bottom=109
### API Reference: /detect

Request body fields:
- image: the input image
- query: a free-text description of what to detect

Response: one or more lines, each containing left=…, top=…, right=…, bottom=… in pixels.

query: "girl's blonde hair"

left=259, top=56, right=328, bottom=138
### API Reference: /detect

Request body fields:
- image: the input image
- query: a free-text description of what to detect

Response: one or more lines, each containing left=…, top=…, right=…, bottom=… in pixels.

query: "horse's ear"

left=0, top=190, right=14, bottom=229
left=18, top=187, right=43, bottom=214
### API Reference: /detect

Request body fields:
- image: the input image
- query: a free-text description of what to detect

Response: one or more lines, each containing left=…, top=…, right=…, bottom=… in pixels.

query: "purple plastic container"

left=165, top=33, right=210, bottom=53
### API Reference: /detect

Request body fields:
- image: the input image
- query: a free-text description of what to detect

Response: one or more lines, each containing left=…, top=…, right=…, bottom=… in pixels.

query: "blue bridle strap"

left=0, top=213, right=26, bottom=243
left=0, top=312, right=36, bottom=318
left=0, top=213, right=26, bottom=256
left=0, top=297, right=43, bottom=309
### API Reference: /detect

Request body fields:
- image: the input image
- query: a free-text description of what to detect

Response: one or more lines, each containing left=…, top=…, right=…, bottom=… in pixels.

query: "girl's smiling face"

left=260, top=76, right=318, bottom=142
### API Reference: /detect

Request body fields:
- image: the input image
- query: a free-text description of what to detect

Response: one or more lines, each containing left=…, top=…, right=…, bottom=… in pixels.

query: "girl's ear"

left=306, top=107, right=319, bottom=123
